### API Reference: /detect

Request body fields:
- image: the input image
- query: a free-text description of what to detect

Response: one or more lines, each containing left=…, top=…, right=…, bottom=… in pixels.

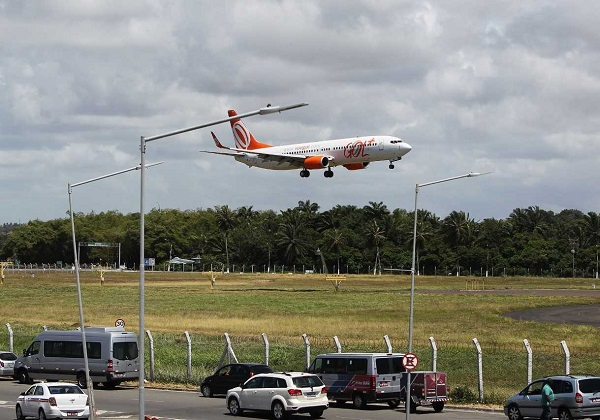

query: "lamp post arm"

left=144, top=103, right=308, bottom=143
left=70, top=162, right=164, bottom=189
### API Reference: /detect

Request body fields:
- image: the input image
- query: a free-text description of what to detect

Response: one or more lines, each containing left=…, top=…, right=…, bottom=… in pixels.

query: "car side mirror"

left=20, top=392, right=25, bottom=396
left=22, top=349, right=27, bottom=356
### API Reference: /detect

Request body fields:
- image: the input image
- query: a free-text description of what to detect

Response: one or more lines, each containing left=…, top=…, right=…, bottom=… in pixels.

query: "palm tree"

left=442, top=211, right=474, bottom=275
left=324, top=228, right=345, bottom=273
left=365, top=220, right=385, bottom=274
left=214, top=205, right=237, bottom=272
left=296, top=200, right=320, bottom=218
left=363, top=201, right=390, bottom=221
left=276, top=210, right=310, bottom=266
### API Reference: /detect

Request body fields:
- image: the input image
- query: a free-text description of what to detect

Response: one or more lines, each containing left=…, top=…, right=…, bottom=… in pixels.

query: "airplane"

left=201, top=109, right=412, bottom=178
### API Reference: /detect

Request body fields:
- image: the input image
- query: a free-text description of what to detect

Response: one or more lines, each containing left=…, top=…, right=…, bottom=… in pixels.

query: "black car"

left=200, top=363, right=273, bottom=397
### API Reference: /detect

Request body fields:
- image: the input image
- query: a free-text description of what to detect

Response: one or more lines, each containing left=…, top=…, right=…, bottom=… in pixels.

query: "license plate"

left=305, top=392, right=318, bottom=398
left=113, top=373, right=125, bottom=378
left=67, top=412, right=78, bottom=417
left=592, top=398, right=600, bottom=403
left=379, top=381, right=390, bottom=387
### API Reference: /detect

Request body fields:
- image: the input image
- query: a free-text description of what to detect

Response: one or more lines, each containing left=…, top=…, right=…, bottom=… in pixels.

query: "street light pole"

left=138, top=102, right=307, bottom=419
left=406, top=171, right=489, bottom=420
left=68, top=162, right=162, bottom=420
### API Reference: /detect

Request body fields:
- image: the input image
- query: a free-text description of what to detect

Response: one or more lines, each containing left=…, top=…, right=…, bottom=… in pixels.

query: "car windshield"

left=0, top=352, right=16, bottom=360
left=579, top=378, right=600, bottom=393
left=293, top=376, right=324, bottom=388
left=48, top=385, right=84, bottom=395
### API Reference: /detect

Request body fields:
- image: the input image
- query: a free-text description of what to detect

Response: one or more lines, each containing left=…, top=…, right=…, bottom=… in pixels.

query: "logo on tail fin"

left=228, top=109, right=271, bottom=150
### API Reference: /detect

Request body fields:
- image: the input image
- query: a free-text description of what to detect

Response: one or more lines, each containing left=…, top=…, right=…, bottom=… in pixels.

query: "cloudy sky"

left=1, top=0, right=599, bottom=224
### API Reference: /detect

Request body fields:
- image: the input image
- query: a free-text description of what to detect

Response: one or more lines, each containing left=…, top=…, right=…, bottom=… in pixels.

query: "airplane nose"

left=401, top=142, right=412, bottom=154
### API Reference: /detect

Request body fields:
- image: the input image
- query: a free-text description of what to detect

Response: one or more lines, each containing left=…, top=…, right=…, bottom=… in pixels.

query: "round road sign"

left=402, top=352, right=419, bottom=370
left=115, top=318, right=125, bottom=328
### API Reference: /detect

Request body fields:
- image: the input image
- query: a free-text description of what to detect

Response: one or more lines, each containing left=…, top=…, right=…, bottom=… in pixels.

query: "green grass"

left=0, top=270, right=598, bottom=404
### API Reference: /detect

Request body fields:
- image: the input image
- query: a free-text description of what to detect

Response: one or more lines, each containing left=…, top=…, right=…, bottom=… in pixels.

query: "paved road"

left=0, top=379, right=504, bottom=420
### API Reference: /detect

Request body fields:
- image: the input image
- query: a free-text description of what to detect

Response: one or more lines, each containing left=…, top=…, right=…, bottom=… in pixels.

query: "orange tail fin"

left=228, top=110, right=272, bottom=150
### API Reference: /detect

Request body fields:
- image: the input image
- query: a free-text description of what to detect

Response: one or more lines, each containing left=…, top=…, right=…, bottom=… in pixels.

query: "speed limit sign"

left=115, top=318, right=125, bottom=328
left=402, top=352, right=419, bottom=370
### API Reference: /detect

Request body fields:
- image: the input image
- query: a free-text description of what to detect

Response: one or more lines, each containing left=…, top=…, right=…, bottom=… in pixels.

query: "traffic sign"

left=115, top=318, right=125, bottom=328
left=402, top=352, right=419, bottom=370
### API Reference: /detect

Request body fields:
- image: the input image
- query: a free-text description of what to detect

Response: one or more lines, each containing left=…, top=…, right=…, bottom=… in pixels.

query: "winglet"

left=211, top=132, right=229, bottom=150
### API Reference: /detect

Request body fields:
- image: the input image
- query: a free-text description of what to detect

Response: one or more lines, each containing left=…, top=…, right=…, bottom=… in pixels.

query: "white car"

left=16, top=382, right=89, bottom=420
left=0, top=351, right=17, bottom=377
left=226, top=372, right=329, bottom=419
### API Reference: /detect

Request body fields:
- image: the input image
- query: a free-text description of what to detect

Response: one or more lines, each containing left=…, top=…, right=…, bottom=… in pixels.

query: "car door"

left=240, top=376, right=263, bottom=409
left=253, top=376, right=278, bottom=410
left=20, top=385, right=37, bottom=417
left=519, top=380, right=544, bottom=418
left=551, top=380, right=572, bottom=417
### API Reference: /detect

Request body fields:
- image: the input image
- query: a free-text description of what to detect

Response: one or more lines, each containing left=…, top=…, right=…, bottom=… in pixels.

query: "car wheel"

left=271, top=400, right=288, bottom=419
left=506, top=404, right=523, bottom=420
left=352, top=393, right=366, bottom=409
left=388, top=399, right=400, bottom=408
left=38, top=408, right=47, bottom=420
left=17, top=369, right=31, bottom=384
left=309, top=408, right=324, bottom=418
left=558, top=408, right=574, bottom=420
left=432, top=401, right=445, bottom=412
left=15, top=405, right=25, bottom=420
left=77, top=372, right=87, bottom=389
left=201, top=384, right=213, bottom=398
left=104, top=380, right=117, bottom=389
left=227, top=397, right=243, bottom=416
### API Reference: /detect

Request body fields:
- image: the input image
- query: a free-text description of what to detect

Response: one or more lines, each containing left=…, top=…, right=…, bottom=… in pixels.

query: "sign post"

left=403, top=352, right=419, bottom=419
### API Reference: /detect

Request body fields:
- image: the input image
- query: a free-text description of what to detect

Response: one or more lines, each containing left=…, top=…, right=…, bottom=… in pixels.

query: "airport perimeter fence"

left=2, top=322, right=598, bottom=405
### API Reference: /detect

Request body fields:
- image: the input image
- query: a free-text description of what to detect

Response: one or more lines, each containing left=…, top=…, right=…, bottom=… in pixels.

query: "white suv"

left=226, top=372, right=329, bottom=419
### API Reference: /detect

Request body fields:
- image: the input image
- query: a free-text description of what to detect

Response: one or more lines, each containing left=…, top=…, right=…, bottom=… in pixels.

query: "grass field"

left=0, top=269, right=598, bottom=405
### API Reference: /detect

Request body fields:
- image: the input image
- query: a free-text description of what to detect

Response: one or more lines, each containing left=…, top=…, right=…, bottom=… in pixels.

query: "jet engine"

left=303, top=155, right=331, bottom=169
left=343, top=162, right=370, bottom=170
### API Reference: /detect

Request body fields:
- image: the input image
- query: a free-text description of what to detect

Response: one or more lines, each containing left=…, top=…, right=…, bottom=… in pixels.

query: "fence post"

left=184, top=331, right=192, bottom=380
left=146, top=330, right=155, bottom=381
left=261, top=333, right=269, bottom=366
left=218, top=333, right=238, bottom=368
left=333, top=336, right=342, bottom=353
left=384, top=335, right=393, bottom=353
left=523, top=339, right=532, bottom=385
left=560, top=340, right=570, bottom=375
left=5, top=323, right=13, bottom=353
left=302, top=334, right=311, bottom=370
left=472, top=338, right=484, bottom=402
left=429, top=336, right=437, bottom=372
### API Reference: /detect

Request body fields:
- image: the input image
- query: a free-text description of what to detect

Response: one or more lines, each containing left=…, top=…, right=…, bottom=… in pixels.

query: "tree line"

left=1, top=201, right=599, bottom=277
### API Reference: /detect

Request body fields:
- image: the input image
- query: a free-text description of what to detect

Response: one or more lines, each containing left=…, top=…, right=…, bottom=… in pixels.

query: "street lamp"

left=138, top=102, right=307, bottom=419
left=68, top=161, right=162, bottom=419
left=406, top=171, right=489, bottom=419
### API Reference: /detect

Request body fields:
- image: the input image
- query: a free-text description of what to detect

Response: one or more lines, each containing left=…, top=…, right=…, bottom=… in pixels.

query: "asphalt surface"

left=421, top=288, right=600, bottom=328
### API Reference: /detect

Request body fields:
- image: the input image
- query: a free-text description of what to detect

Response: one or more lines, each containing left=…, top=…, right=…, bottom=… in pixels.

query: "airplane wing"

left=202, top=132, right=322, bottom=168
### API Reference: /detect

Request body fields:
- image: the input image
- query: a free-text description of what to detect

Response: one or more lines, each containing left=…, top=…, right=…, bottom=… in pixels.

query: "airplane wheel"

left=324, top=170, right=334, bottom=178
left=389, top=164, right=395, bottom=169
left=300, top=170, right=310, bottom=178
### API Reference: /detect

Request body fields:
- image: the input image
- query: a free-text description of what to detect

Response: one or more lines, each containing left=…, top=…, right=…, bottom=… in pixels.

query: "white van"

left=14, top=327, right=139, bottom=388
left=307, top=352, right=405, bottom=409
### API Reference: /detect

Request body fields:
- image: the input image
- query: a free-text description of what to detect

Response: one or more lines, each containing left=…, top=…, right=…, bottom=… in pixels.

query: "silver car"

left=504, top=375, right=600, bottom=420
left=0, top=351, right=17, bottom=377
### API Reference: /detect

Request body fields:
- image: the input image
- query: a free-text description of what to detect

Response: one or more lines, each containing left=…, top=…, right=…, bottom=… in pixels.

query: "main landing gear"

left=299, top=169, right=334, bottom=178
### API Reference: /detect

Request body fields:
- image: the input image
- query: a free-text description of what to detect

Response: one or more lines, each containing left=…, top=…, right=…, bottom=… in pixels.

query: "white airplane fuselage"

left=234, top=135, right=411, bottom=170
